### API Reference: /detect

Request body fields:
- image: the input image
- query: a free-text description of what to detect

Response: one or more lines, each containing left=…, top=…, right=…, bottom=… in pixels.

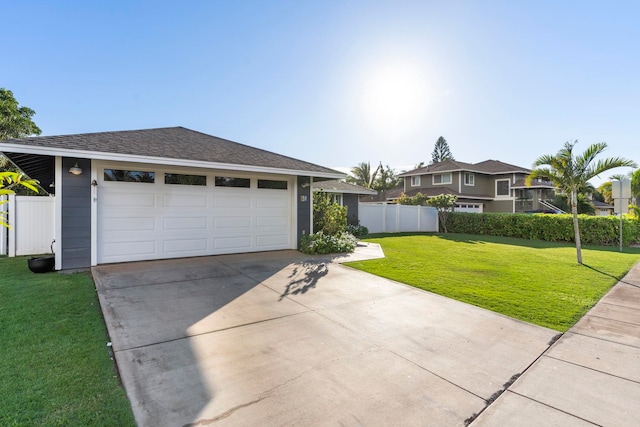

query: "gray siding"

left=343, top=194, right=359, bottom=225
left=297, top=176, right=311, bottom=247
left=61, top=157, right=91, bottom=269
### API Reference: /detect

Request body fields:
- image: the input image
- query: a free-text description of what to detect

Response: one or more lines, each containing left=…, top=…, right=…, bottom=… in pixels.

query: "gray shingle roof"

left=398, top=159, right=530, bottom=177
left=0, top=126, right=342, bottom=176
left=312, top=180, right=377, bottom=195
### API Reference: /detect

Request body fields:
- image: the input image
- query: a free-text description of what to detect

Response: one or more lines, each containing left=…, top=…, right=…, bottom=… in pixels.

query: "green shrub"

left=446, top=212, right=640, bottom=246
left=314, top=192, right=348, bottom=236
left=345, top=223, right=369, bottom=238
left=300, top=231, right=358, bottom=254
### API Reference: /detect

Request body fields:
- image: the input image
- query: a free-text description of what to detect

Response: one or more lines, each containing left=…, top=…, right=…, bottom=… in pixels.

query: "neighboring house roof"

left=312, top=180, right=377, bottom=195
left=398, top=159, right=530, bottom=177
left=0, top=127, right=344, bottom=184
left=359, top=186, right=405, bottom=202
left=359, top=186, right=494, bottom=202
left=511, top=179, right=556, bottom=189
left=592, top=200, right=614, bottom=209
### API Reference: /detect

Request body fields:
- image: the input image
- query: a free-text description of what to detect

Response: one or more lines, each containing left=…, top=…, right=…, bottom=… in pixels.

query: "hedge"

left=446, top=212, right=640, bottom=246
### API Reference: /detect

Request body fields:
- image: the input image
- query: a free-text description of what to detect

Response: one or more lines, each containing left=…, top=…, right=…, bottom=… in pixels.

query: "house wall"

left=343, top=194, right=359, bottom=225
left=484, top=200, right=514, bottom=213
left=61, top=157, right=92, bottom=269
left=297, top=176, right=311, bottom=245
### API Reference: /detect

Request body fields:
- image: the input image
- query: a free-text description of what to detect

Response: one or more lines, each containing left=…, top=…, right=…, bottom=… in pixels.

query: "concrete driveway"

left=93, top=245, right=558, bottom=426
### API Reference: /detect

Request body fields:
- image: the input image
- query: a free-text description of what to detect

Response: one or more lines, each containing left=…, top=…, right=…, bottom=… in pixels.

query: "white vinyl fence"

left=1, top=195, right=55, bottom=256
left=358, top=203, right=439, bottom=233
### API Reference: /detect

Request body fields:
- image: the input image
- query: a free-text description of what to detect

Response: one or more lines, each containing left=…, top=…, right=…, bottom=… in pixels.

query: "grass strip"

left=345, top=233, right=640, bottom=331
left=0, top=256, right=135, bottom=426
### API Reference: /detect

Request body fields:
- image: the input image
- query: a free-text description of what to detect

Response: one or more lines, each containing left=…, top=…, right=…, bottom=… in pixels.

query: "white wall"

left=2, top=195, right=56, bottom=256
left=359, top=203, right=439, bottom=233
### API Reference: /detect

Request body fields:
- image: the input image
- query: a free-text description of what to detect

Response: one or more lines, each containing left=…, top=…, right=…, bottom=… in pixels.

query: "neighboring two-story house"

left=397, top=159, right=556, bottom=213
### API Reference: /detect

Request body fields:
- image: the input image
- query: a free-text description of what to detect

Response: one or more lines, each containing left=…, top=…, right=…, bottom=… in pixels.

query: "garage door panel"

left=104, top=192, right=156, bottom=207
left=102, top=240, right=156, bottom=258
left=163, top=194, right=207, bottom=208
left=103, top=217, right=156, bottom=231
left=214, top=195, right=251, bottom=208
left=256, top=195, right=289, bottom=208
left=256, top=216, right=288, bottom=227
left=162, top=217, right=208, bottom=230
left=257, top=234, right=289, bottom=247
left=214, top=216, right=252, bottom=230
left=163, top=238, right=208, bottom=254
left=213, top=236, right=252, bottom=250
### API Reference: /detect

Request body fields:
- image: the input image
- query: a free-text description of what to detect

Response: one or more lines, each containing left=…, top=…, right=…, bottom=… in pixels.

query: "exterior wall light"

left=69, top=162, right=83, bottom=175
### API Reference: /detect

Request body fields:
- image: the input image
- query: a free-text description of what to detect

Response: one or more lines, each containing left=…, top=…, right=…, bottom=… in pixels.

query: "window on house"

left=164, top=173, right=206, bottom=186
left=433, top=173, right=452, bottom=185
left=496, top=179, right=510, bottom=196
left=215, top=176, right=250, bottom=188
left=464, top=173, right=475, bottom=186
left=411, top=176, right=421, bottom=186
left=104, top=169, right=155, bottom=183
left=257, top=179, right=288, bottom=190
left=329, top=194, right=343, bottom=205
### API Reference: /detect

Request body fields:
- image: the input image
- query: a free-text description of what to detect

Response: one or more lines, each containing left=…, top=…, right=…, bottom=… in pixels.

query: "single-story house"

left=593, top=200, right=615, bottom=216
left=0, top=127, right=344, bottom=270
left=311, top=180, right=377, bottom=225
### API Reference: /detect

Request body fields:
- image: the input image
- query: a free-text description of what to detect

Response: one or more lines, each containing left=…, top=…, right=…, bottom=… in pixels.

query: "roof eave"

left=0, top=143, right=345, bottom=179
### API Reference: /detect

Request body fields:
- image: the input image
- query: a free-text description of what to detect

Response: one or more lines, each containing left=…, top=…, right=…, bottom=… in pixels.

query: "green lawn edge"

left=0, top=256, right=136, bottom=426
left=345, top=233, right=640, bottom=332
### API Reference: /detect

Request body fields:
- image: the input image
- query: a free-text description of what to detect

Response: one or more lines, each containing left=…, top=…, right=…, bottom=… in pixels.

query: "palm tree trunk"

left=571, top=188, right=582, bottom=264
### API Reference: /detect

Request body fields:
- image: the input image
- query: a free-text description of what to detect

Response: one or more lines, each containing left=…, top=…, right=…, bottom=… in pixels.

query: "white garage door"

left=455, top=203, right=483, bottom=213
left=97, top=164, right=294, bottom=264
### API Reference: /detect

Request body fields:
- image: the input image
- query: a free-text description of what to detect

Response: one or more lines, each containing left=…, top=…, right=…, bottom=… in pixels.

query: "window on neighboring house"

left=104, top=169, right=155, bottom=183
left=464, top=173, right=475, bottom=186
left=496, top=179, right=510, bottom=196
left=329, top=194, right=343, bottom=205
left=411, top=176, right=421, bottom=186
left=433, top=173, right=452, bottom=185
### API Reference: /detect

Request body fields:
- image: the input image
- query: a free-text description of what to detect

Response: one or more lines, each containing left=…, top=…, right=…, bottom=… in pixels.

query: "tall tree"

left=430, top=136, right=454, bottom=165
left=347, top=162, right=381, bottom=189
left=373, top=163, right=402, bottom=191
left=0, top=88, right=42, bottom=140
left=528, top=141, right=636, bottom=264
left=596, top=181, right=612, bottom=204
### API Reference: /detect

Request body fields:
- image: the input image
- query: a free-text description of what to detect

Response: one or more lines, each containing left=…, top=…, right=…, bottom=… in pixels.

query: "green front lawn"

left=0, top=257, right=135, bottom=426
left=345, top=233, right=640, bottom=331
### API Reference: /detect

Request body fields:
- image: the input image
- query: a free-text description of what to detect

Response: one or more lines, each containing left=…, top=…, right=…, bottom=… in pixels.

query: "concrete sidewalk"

left=472, top=262, right=640, bottom=426
left=93, top=244, right=558, bottom=426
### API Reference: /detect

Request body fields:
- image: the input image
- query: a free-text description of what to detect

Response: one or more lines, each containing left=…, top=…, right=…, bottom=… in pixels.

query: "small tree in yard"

left=313, top=192, right=347, bottom=236
left=428, top=194, right=457, bottom=233
left=301, top=192, right=356, bottom=254
left=528, top=140, right=636, bottom=264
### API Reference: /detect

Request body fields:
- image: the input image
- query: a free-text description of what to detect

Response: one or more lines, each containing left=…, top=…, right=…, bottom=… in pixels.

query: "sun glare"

left=359, top=60, right=431, bottom=137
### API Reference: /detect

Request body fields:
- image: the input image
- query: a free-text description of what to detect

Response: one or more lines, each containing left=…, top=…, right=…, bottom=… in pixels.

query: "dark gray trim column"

left=61, top=157, right=91, bottom=269
left=296, top=176, right=311, bottom=248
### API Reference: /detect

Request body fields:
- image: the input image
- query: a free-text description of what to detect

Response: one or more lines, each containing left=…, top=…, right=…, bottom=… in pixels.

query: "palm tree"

left=347, top=162, right=381, bottom=189
left=528, top=141, right=636, bottom=264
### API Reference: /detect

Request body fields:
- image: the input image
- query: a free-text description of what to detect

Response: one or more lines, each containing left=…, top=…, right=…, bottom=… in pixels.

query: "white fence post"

left=8, top=194, right=16, bottom=257
left=0, top=195, right=7, bottom=255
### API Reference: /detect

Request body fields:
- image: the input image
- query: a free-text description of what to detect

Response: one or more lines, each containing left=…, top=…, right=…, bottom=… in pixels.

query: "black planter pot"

left=28, top=256, right=55, bottom=273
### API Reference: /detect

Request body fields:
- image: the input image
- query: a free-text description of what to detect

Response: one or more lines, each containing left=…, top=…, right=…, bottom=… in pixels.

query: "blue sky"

left=2, top=1, right=638, bottom=185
